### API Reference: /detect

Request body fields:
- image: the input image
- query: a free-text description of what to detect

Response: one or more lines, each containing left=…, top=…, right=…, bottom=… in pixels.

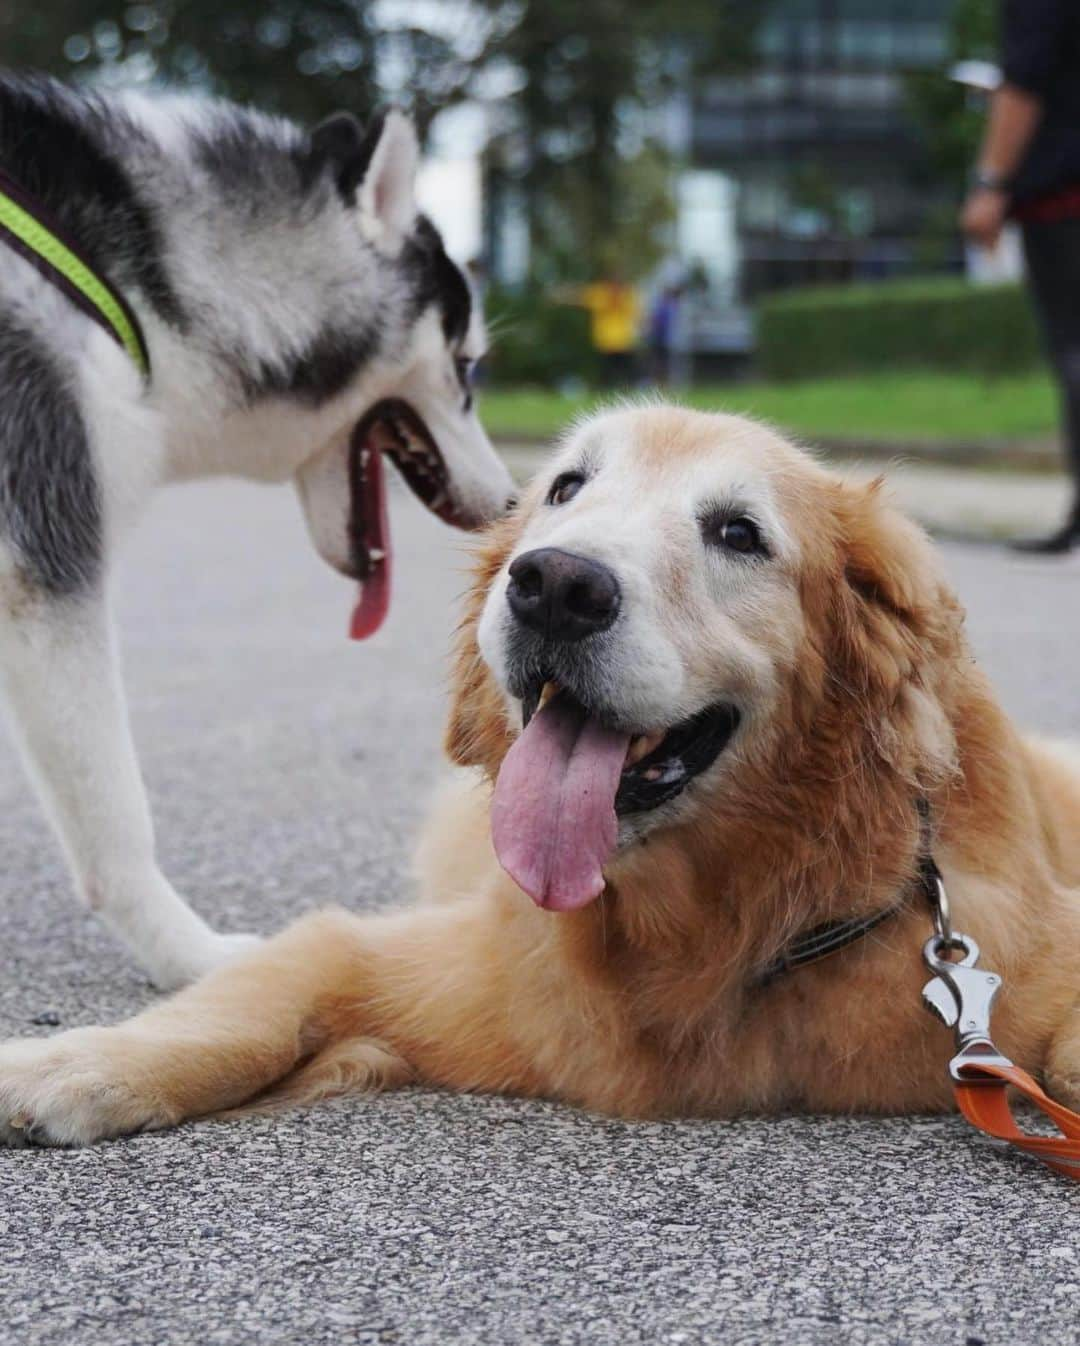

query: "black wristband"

left=972, top=168, right=1009, bottom=193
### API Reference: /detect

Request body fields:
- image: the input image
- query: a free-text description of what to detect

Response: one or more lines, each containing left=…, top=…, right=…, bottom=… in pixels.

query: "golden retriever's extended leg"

left=0, top=909, right=408, bottom=1147
left=0, top=898, right=544, bottom=1147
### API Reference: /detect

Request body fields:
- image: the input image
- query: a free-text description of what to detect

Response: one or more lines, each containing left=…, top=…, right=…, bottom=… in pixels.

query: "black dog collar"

left=756, top=802, right=942, bottom=987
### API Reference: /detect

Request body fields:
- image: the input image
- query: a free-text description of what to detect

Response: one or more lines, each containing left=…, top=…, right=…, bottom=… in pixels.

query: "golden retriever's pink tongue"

left=491, top=694, right=630, bottom=911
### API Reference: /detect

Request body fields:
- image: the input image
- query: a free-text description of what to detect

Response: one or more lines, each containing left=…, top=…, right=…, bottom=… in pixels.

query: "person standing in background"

left=647, top=284, right=683, bottom=386
left=962, top=0, right=1080, bottom=554
left=558, top=269, right=641, bottom=388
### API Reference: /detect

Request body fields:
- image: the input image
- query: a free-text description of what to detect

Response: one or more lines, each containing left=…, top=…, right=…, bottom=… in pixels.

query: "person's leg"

left=647, top=341, right=663, bottom=386
left=612, top=351, right=634, bottom=387
left=1014, top=218, right=1080, bottom=551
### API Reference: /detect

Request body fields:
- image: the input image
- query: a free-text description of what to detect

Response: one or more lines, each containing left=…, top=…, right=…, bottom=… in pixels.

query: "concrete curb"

left=812, top=434, right=1060, bottom=473
left=494, top=433, right=1062, bottom=473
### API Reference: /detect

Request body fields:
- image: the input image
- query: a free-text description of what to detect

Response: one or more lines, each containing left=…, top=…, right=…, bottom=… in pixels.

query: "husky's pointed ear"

left=309, top=112, right=372, bottom=196
left=308, top=109, right=419, bottom=251
left=354, top=109, right=419, bottom=254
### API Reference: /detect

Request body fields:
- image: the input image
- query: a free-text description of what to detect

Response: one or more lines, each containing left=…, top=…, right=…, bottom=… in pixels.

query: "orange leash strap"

left=954, top=1062, right=1080, bottom=1181
left=921, top=923, right=1080, bottom=1182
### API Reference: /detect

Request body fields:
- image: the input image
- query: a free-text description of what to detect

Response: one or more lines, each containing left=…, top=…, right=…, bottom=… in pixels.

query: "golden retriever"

left=3, top=404, right=1080, bottom=1147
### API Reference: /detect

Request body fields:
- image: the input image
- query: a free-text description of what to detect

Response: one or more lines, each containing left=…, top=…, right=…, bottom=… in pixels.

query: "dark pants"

left=1022, top=217, right=1080, bottom=522
left=599, top=351, right=635, bottom=388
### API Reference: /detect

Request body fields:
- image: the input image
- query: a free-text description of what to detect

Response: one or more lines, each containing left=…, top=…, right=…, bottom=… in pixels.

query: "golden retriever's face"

left=457, top=406, right=956, bottom=912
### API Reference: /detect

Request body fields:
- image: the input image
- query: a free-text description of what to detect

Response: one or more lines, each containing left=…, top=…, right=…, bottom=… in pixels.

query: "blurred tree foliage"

left=903, top=0, right=998, bottom=270
left=473, top=0, right=757, bottom=280
left=0, top=0, right=756, bottom=279
left=519, top=143, right=684, bottom=283
left=906, top=0, right=999, bottom=189
left=0, top=2, right=470, bottom=130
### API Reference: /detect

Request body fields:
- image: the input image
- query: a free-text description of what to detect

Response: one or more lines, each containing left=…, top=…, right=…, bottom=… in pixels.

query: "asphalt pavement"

left=1, top=461, right=1079, bottom=1346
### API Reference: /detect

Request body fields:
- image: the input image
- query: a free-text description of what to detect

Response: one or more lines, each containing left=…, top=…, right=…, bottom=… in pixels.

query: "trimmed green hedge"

left=483, top=287, right=599, bottom=387
left=757, top=278, right=1044, bottom=381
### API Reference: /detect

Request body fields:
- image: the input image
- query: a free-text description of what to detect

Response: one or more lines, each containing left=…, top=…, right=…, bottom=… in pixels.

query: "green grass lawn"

left=478, top=371, right=1058, bottom=444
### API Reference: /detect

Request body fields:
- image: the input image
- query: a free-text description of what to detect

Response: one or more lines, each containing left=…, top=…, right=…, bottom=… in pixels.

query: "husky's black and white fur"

left=0, top=74, right=514, bottom=987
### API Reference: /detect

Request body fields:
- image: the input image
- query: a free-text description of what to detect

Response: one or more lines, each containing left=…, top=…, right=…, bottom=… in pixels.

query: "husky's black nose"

left=507, top=548, right=621, bottom=642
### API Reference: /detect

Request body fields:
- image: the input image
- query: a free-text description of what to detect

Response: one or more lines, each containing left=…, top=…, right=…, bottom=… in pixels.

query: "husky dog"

left=0, top=74, right=515, bottom=988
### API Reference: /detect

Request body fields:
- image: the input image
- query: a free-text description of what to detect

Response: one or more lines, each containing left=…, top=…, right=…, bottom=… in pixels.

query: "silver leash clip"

left=920, top=857, right=1014, bottom=1081
left=922, top=933, right=1015, bottom=1083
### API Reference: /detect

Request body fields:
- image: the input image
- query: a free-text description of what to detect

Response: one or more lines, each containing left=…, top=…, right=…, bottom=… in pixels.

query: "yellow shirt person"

left=578, top=281, right=640, bottom=354
left=557, top=276, right=641, bottom=386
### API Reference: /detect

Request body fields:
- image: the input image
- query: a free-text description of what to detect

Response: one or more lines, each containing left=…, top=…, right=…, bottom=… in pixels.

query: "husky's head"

left=293, top=110, right=515, bottom=637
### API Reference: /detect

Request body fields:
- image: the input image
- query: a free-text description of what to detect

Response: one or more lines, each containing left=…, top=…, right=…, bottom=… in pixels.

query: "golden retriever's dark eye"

left=548, top=472, right=585, bottom=506
left=701, top=513, right=767, bottom=557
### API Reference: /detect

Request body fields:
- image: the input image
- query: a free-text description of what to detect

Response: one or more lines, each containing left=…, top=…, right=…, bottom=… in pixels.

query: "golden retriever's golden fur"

left=2, top=406, right=1080, bottom=1147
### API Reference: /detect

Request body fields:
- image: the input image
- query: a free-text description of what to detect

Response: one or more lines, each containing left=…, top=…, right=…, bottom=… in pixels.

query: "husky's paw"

left=0, top=1030, right=169, bottom=1148
left=145, top=930, right=262, bottom=991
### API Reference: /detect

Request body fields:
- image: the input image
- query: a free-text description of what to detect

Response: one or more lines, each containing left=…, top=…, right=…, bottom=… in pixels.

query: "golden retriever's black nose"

left=507, top=548, right=621, bottom=642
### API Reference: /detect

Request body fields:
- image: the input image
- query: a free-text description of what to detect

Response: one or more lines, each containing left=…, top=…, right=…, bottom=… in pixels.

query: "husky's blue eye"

left=455, top=357, right=474, bottom=386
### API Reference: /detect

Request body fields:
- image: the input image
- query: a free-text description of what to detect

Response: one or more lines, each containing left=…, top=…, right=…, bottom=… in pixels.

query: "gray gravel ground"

left=1, top=467, right=1079, bottom=1346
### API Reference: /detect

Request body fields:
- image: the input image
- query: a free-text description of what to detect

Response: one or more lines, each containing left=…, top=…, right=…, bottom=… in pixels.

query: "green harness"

left=0, top=167, right=150, bottom=377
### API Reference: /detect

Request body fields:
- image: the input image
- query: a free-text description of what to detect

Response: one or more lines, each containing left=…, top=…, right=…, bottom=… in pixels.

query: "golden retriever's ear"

left=837, top=478, right=966, bottom=667
left=840, top=477, right=941, bottom=621
left=445, top=517, right=518, bottom=772
left=828, top=478, right=962, bottom=783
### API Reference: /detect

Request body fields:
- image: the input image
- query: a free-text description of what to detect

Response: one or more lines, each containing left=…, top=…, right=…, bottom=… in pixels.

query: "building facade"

left=691, top=0, right=958, bottom=303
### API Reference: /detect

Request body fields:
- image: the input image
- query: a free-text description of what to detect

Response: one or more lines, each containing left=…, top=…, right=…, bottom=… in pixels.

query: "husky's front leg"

left=0, top=592, right=256, bottom=987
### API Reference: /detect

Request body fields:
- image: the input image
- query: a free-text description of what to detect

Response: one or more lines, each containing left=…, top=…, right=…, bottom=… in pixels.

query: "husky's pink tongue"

left=349, top=438, right=392, bottom=640
left=491, top=693, right=631, bottom=911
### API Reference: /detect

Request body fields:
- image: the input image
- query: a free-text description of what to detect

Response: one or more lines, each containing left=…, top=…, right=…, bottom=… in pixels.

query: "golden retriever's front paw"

left=0, top=1030, right=168, bottom=1148
left=1047, top=1067, right=1080, bottom=1113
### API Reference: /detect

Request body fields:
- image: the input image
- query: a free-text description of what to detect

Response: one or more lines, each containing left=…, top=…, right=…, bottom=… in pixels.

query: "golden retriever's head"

left=449, top=405, right=964, bottom=912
